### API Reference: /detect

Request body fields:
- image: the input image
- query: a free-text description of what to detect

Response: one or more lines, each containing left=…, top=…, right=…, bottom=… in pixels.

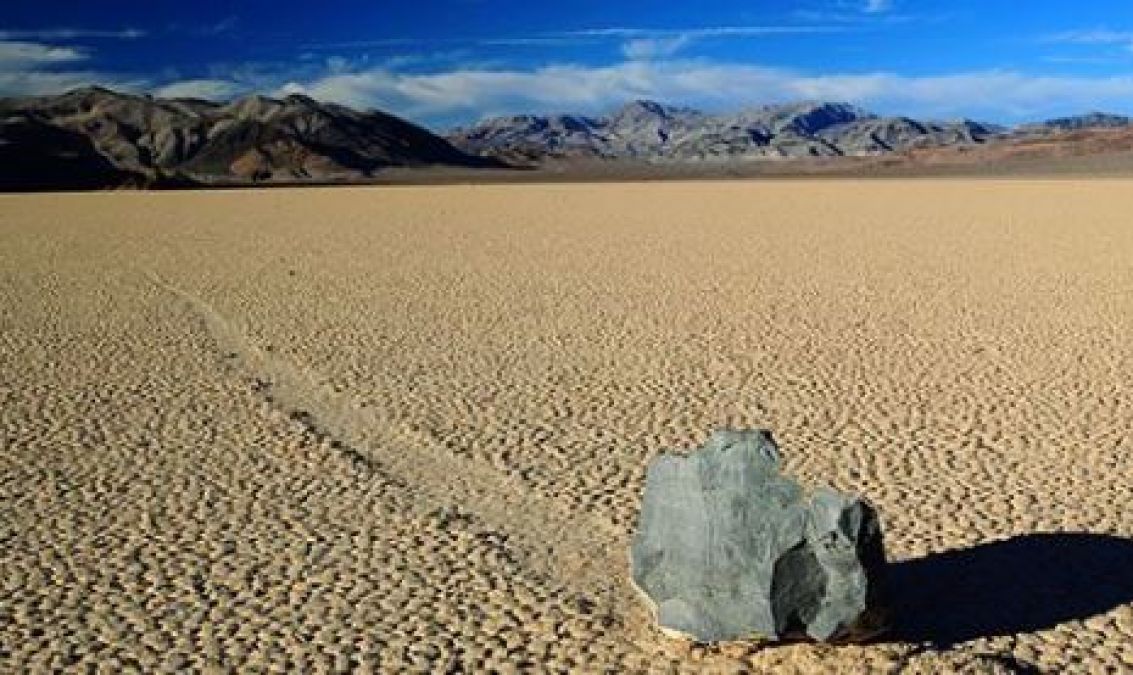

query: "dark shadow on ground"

left=885, top=532, right=1133, bottom=648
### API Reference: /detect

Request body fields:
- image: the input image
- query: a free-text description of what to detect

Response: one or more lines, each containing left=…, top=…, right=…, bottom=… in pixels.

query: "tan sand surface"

left=2, top=180, right=1133, bottom=672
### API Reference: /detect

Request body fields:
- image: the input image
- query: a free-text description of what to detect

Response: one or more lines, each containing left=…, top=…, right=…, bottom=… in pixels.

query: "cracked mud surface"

left=2, top=181, right=1133, bottom=672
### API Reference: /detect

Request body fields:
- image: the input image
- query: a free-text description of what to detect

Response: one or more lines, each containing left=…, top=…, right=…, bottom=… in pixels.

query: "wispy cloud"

left=477, top=36, right=598, bottom=47
left=0, top=31, right=149, bottom=96
left=0, top=28, right=145, bottom=40
left=483, top=25, right=847, bottom=61
left=152, top=78, right=245, bottom=100
left=301, top=38, right=431, bottom=51
left=196, top=16, right=239, bottom=37
left=306, top=24, right=842, bottom=52
left=1043, top=55, right=1126, bottom=66
left=1047, top=29, right=1133, bottom=44
left=1046, top=29, right=1133, bottom=52
left=613, top=26, right=844, bottom=60
left=0, top=40, right=145, bottom=96
left=0, top=70, right=144, bottom=96
left=569, top=26, right=842, bottom=38
left=622, top=36, right=692, bottom=60
left=0, top=41, right=88, bottom=67
left=795, top=0, right=910, bottom=22
left=0, top=39, right=146, bottom=96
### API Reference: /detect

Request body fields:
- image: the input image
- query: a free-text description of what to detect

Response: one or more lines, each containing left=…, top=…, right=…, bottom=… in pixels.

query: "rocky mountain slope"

left=448, top=100, right=1005, bottom=162
left=0, top=87, right=496, bottom=190
left=0, top=115, right=148, bottom=191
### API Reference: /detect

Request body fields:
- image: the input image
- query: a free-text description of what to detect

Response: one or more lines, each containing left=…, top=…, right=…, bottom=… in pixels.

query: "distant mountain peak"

left=282, top=93, right=319, bottom=106
left=1024, top=112, right=1132, bottom=132
left=67, top=85, right=123, bottom=98
left=609, top=99, right=702, bottom=122
left=617, top=99, right=678, bottom=114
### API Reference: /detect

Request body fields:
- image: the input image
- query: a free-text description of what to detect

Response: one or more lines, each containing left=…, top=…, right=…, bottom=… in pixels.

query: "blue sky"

left=5, top=1, right=1133, bottom=129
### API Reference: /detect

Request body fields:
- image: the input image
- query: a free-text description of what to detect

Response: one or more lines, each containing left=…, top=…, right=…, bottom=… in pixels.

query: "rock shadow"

left=885, top=532, right=1133, bottom=648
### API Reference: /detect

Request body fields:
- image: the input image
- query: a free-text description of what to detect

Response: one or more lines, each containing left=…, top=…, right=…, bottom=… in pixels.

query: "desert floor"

left=2, top=180, right=1132, bottom=673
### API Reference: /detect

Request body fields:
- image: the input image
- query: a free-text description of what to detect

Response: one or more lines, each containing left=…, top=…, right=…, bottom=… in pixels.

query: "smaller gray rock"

left=630, top=429, right=888, bottom=643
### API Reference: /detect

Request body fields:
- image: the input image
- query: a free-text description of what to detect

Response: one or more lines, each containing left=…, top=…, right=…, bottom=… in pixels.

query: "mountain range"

left=0, top=87, right=497, bottom=190
left=447, top=100, right=1008, bottom=163
left=3, top=86, right=1133, bottom=190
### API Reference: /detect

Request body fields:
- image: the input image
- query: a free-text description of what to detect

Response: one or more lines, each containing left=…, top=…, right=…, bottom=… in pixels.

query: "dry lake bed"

left=2, top=180, right=1132, bottom=672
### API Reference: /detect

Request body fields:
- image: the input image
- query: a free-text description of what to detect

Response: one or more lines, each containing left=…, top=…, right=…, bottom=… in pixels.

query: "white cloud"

left=152, top=78, right=244, bottom=100
left=573, top=26, right=841, bottom=38
left=479, top=36, right=600, bottom=47
left=199, top=17, right=238, bottom=36
left=326, top=56, right=352, bottom=73
left=0, top=40, right=147, bottom=96
left=612, top=26, right=841, bottom=62
left=622, top=36, right=692, bottom=60
left=0, top=69, right=144, bottom=96
left=0, top=40, right=88, bottom=67
left=280, top=59, right=1133, bottom=126
left=864, top=0, right=893, bottom=13
left=306, top=25, right=842, bottom=51
left=1043, top=55, right=1123, bottom=66
left=0, top=28, right=145, bottom=40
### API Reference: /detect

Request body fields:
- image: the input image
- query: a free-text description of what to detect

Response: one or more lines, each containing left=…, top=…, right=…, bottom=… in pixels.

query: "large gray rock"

left=630, top=429, right=887, bottom=643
